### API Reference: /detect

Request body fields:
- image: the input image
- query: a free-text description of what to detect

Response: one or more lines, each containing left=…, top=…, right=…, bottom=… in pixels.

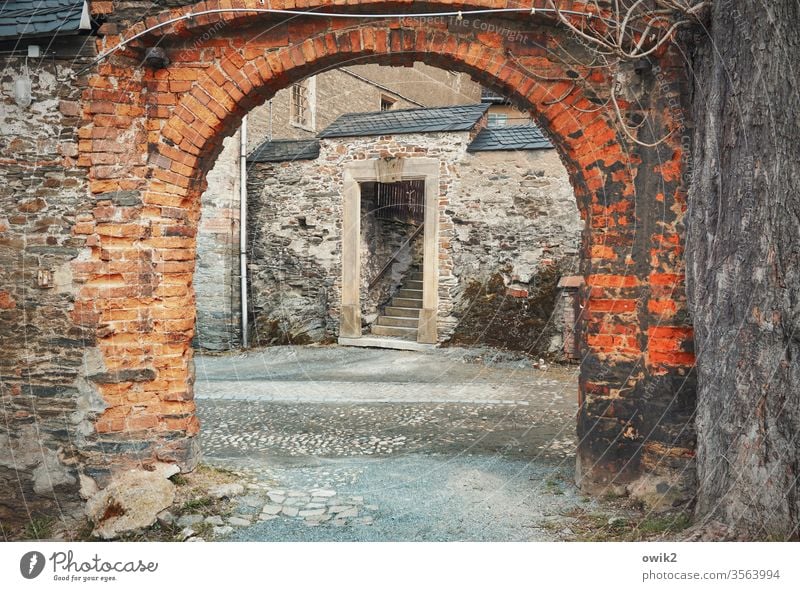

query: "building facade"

left=194, top=104, right=583, bottom=355
left=195, top=64, right=482, bottom=349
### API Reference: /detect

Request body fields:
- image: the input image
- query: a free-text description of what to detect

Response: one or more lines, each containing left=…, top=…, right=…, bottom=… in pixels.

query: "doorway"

left=339, top=158, right=440, bottom=344
left=360, top=179, right=425, bottom=341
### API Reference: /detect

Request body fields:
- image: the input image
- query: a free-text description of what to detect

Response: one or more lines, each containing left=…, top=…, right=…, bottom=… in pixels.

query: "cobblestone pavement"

left=193, top=345, right=596, bottom=541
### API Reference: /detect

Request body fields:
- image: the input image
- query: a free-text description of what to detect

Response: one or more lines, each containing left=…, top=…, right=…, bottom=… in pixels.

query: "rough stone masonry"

left=0, top=0, right=696, bottom=535
left=232, top=127, right=582, bottom=349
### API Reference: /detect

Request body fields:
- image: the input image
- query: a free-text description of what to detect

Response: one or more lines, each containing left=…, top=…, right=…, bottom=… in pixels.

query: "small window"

left=488, top=113, right=508, bottom=128
left=380, top=95, right=396, bottom=111
left=290, top=77, right=316, bottom=130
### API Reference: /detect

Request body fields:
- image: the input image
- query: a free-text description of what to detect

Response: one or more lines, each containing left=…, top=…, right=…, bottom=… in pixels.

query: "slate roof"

left=0, top=0, right=89, bottom=40
left=247, top=139, right=321, bottom=163
left=467, top=125, right=553, bottom=152
left=318, top=103, right=490, bottom=138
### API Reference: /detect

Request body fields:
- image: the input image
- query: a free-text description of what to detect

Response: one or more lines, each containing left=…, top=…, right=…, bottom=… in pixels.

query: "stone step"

left=391, top=297, right=423, bottom=308
left=396, top=288, right=423, bottom=299
left=408, top=273, right=423, bottom=281
left=384, top=306, right=421, bottom=318
left=404, top=280, right=423, bottom=290
left=338, top=336, right=435, bottom=352
left=371, top=325, right=419, bottom=339
left=376, top=315, right=419, bottom=328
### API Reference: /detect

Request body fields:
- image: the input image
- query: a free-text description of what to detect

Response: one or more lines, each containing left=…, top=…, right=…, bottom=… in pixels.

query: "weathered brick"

left=0, top=6, right=698, bottom=530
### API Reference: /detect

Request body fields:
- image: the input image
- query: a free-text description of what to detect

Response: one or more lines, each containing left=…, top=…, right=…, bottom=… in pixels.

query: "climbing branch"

left=546, top=0, right=710, bottom=60
left=536, top=1, right=710, bottom=147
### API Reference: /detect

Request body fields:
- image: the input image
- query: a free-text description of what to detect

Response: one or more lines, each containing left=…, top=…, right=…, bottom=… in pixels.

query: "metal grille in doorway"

left=361, top=180, right=425, bottom=224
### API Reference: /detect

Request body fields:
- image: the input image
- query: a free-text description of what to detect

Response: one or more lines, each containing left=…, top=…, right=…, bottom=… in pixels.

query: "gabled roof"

left=0, top=0, right=90, bottom=41
left=467, top=125, right=553, bottom=152
left=247, top=139, right=321, bottom=163
left=318, top=103, right=490, bottom=138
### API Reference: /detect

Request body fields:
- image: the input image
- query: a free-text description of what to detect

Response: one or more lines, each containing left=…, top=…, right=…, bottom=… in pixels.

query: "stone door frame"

left=339, top=158, right=440, bottom=344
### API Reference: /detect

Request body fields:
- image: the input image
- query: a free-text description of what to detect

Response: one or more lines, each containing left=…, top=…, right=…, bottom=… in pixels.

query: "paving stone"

left=281, top=506, right=299, bottom=517
left=180, top=527, right=196, bottom=541
left=299, top=508, right=326, bottom=517
left=204, top=515, right=224, bottom=526
left=213, top=526, right=234, bottom=537
left=310, top=489, right=336, bottom=497
left=327, top=505, right=353, bottom=514
left=354, top=516, right=374, bottom=526
left=336, top=507, right=359, bottom=518
left=208, top=483, right=245, bottom=499
left=267, top=493, right=286, bottom=504
left=157, top=510, right=175, bottom=527
left=238, top=495, right=263, bottom=508
left=228, top=516, right=252, bottom=526
left=261, top=504, right=283, bottom=515
left=258, top=514, right=279, bottom=522
left=177, top=514, right=204, bottom=528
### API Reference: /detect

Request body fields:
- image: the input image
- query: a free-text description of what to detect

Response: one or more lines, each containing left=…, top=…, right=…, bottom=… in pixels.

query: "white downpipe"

left=239, top=116, right=249, bottom=349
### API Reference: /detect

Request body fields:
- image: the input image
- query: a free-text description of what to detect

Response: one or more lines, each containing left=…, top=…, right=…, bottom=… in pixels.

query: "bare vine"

left=546, top=0, right=709, bottom=60
left=542, top=0, right=709, bottom=146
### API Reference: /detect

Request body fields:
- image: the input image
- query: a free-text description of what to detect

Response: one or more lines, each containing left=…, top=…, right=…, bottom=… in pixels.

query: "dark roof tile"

left=0, top=0, right=88, bottom=41
left=318, top=103, right=489, bottom=138
left=467, top=125, right=553, bottom=152
left=247, top=139, right=321, bottom=163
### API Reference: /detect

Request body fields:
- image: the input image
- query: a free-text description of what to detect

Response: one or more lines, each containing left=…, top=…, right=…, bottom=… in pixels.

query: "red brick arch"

left=76, top=0, right=696, bottom=507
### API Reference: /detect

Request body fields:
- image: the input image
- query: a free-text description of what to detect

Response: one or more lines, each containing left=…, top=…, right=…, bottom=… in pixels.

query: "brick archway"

left=76, top=1, right=696, bottom=507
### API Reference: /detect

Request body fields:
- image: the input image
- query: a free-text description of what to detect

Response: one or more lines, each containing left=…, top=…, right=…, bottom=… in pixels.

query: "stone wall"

left=0, top=54, right=90, bottom=529
left=0, top=1, right=697, bottom=526
left=446, top=149, right=583, bottom=354
left=452, top=149, right=582, bottom=288
left=242, top=131, right=582, bottom=346
left=194, top=132, right=242, bottom=350
left=246, top=158, right=343, bottom=345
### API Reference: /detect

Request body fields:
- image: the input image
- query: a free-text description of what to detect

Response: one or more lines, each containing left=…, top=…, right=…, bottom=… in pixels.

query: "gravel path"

left=193, top=345, right=595, bottom=541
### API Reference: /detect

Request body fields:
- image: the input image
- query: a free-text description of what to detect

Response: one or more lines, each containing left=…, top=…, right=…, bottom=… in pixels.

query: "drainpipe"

left=239, top=115, right=249, bottom=349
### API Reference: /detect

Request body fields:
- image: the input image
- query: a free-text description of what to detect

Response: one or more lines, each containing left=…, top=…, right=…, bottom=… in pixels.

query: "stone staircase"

left=370, top=266, right=423, bottom=340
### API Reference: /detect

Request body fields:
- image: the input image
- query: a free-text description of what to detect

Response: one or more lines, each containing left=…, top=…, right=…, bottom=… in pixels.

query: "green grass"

left=566, top=509, right=693, bottom=541
left=635, top=513, right=692, bottom=535
left=170, top=473, right=189, bottom=486
left=196, top=463, right=240, bottom=479
left=181, top=496, right=214, bottom=513
left=543, top=478, right=565, bottom=495
left=24, top=516, right=55, bottom=540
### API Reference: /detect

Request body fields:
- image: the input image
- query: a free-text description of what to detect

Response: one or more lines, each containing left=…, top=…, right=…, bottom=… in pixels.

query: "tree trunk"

left=686, top=0, right=800, bottom=539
